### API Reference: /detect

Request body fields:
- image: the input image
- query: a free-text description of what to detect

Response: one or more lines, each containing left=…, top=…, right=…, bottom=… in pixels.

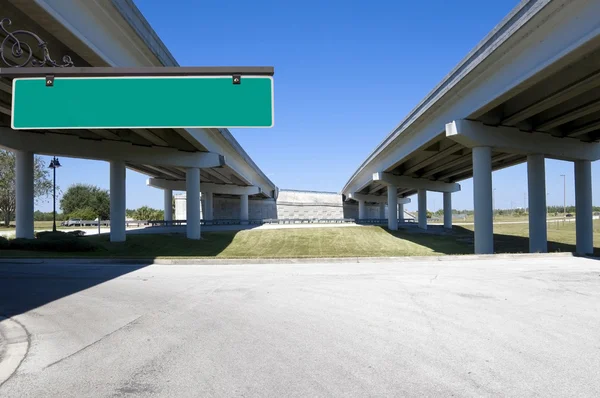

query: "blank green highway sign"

left=11, top=76, right=274, bottom=129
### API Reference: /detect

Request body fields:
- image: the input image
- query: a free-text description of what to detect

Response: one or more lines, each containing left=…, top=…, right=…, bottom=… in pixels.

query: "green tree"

left=33, top=210, right=65, bottom=221
left=68, top=207, right=99, bottom=220
left=132, top=206, right=163, bottom=220
left=60, top=184, right=110, bottom=220
left=0, top=150, right=54, bottom=227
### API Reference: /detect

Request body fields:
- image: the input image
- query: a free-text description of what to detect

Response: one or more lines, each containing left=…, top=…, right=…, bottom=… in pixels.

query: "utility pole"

left=560, top=174, right=566, bottom=215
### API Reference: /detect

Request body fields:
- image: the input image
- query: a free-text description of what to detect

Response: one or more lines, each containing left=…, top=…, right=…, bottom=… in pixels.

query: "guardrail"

left=148, top=218, right=359, bottom=226
left=145, top=218, right=420, bottom=226
left=357, top=218, right=416, bottom=224
left=262, top=218, right=356, bottom=224
left=60, top=220, right=156, bottom=227
left=61, top=220, right=111, bottom=227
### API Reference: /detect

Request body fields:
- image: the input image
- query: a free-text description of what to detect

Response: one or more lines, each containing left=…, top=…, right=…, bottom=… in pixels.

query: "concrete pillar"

left=15, top=151, right=34, bottom=239
left=186, top=168, right=201, bottom=240
left=109, top=160, right=126, bottom=242
left=418, top=189, right=427, bottom=230
left=240, top=194, right=249, bottom=223
left=387, top=185, right=398, bottom=230
left=358, top=200, right=366, bottom=220
left=163, top=189, right=173, bottom=224
left=472, top=147, right=494, bottom=254
left=203, top=192, right=213, bottom=222
left=527, top=154, right=547, bottom=253
left=379, top=203, right=386, bottom=220
left=398, top=203, right=404, bottom=223
left=443, top=192, right=452, bottom=229
left=575, top=160, right=593, bottom=254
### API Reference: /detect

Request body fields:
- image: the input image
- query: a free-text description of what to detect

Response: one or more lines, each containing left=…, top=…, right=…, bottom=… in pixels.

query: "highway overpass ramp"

left=0, top=0, right=276, bottom=241
left=342, top=0, right=600, bottom=255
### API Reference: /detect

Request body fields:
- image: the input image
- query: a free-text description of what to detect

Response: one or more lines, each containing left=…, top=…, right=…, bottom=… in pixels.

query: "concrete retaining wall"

left=173, top=190, right=416, bottom=221
left=276, top=190, right=343, bottom=219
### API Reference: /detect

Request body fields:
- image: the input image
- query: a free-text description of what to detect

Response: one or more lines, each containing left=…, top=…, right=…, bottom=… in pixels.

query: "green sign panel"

left=11, top=76, right=274, bottom=129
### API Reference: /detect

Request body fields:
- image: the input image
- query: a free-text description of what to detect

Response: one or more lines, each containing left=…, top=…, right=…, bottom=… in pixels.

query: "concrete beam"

left=348, top=192, right=411, bottom=204
left=446, top=120, right=600, bottom=161
left=372, top=172, right=460, bottom=193
left=147, top=178, right=261, bottom=195
left=0, top=128, right=225, bottom=168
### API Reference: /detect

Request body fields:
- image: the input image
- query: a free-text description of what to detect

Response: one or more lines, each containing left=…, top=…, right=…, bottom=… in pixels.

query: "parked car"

left=565, top=213, right=573, bottom=218
left=64, top=218, right=83, bottom=226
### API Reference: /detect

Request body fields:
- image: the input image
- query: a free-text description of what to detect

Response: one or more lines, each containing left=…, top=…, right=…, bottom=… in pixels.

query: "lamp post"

left=48, top=157, right=61, bottom=232
left=560, top=174, right=566, bottom=215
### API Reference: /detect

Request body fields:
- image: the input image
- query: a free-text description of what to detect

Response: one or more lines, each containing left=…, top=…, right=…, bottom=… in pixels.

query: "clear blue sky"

left=37, top=0, right=598, bottom=213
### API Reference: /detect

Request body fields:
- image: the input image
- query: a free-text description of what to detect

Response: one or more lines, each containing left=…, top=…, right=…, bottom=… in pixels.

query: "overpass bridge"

left=342, top=0, right=600, bottom=255
left=0, top=0, right=277, bottom=241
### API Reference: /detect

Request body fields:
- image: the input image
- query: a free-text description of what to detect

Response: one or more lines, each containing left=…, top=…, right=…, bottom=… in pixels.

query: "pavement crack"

left=0, top=315, right=31, bottom=388
left=430, top=273, right=439, bottom=283
left=44, top=315, right=143, bottom=370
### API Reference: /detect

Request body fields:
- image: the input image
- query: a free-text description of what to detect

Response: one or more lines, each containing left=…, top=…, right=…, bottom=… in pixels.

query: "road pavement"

left=1, top=256, right=599, bottom=397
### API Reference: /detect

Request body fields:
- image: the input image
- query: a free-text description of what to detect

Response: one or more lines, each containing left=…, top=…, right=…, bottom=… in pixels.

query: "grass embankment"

left=0, top=227, right=465, bottom=259
left=0, top=221, right=598, bottom=259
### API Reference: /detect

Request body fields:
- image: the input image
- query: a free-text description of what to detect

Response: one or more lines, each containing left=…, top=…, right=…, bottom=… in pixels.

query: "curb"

left=0, top=316, right=29, bottom=387
left=0, top=252, right=591, bottom=266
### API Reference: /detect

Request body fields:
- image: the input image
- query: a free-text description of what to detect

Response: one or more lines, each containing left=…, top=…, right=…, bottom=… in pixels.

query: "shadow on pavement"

left=384, top=226, right=599, bottom=256
left=0, top=262, right=150, bottom=319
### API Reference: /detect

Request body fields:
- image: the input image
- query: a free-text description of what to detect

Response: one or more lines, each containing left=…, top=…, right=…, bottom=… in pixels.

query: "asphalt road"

left=1, top=256, right=599, bottom=397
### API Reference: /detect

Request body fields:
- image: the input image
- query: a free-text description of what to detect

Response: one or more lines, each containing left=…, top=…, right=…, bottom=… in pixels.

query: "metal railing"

left=147, top=218, right=359, bottom=226
left=357, top=218, right=416, bottom=224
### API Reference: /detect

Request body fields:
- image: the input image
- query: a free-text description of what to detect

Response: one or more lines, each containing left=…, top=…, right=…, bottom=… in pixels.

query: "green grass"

left=1, top=221, right=599, bottom=259
left=0, top=226, right=468, bottom=259
left=460, top=219, right=600, bottom=254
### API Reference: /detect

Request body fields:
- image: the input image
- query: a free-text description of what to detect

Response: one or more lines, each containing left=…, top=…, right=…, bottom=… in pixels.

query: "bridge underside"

left=357, top=40, right=600, bottom=200
left=1, top=0, right=276, bottom=243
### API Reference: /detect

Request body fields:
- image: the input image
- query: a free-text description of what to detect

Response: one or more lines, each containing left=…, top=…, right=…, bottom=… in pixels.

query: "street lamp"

left=48, top=157, right=61, bottom=232
left=560, top=174, right=566, bottom=215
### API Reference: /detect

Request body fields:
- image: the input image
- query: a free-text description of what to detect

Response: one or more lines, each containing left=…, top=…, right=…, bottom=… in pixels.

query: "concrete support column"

left=240, top=194, right=249, bottom=223
left=163, top=189, right=173, bottom=224
left=443, top=192, right=452, bottom=229
left=15, top=151, right=34, bottom=239
left=472, top=147, right=494, bottom=254
left=109, top=160, right=126, bottom=242
left=398, top=203, right=404, bottom=223
left=527, top=154, right=547, bottom=253
left=379, top=203, right=386, bottom=220
left=185, top=168, right=201, bottom=240
left=418, top=189, right=427, bottom=230
left=203, top=192, right=213, bottom=222
left=358, top=200, right=366, bottom=220
left=575, top=160, right=593, bottom=254
left=387, top=185, right=398, bottom=230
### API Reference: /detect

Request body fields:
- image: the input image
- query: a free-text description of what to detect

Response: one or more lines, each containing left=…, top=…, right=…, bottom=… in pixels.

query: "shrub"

left=0, top=236, right=8, bottom=249
left=35, top=231, right=66, bottom=239
left=10, top=233, right=97, bottom=252
left=36, top=230, right=86, bottom=239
